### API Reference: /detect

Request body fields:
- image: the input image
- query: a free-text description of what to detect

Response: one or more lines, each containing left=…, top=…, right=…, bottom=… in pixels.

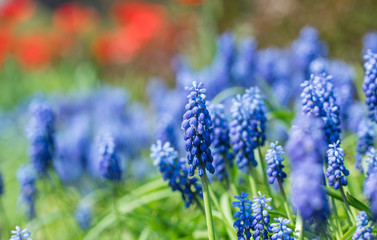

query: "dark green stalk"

left=200, top=172, right=216, bottom=240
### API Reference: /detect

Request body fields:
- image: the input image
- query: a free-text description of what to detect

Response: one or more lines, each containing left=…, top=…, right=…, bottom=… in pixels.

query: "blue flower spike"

left=232, top=191, right=253, bottom=240
left=363, top=50, right=377, bottom=123
left=365, top=147, right=377, bottom=176
left=10, top=226, right=32, bottom=240
left=352, top=211, right=373, bottom=240
left=326, top=140, right=349, bottom=190
left=265, top=141, right=287, bottom=184
left=97, top=134, right=122, bottom=183
left=252, top=191, right=273, bottom=240
left=182, top=81, right=215, bottom=177
left=270, top=217, right=294, bottom=240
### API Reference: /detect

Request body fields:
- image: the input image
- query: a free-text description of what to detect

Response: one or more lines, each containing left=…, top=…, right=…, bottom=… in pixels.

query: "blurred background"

left=1, top=0, right=377, bottom=239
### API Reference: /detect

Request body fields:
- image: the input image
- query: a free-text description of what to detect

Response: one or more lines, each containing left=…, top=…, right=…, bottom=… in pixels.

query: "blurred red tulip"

left=93, top=1, right=168, bottom=65
left=14, top=34, right=53, bottom=70
left=0, top=0, right=35, bottom=24
left=53, top=2, right=98, bottom=34
left=0, top=27, right=12, bottom=66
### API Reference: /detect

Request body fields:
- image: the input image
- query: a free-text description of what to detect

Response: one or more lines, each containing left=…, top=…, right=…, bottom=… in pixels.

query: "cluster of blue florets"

left=75, top=201, right=92, bottom=230
left=97, top=134, right=122, bottom=182
left=265, top=141, right=287, bottom=184
left=326, top=140, right=349, bottom=189
left=26, top=99, right=56, bottom=176
left=0, top=172, right=3, bottom=196
left=182, top=81, right=215, bottom=177
left=17, top=165, right=37, bottom=219
left=364, top=172, right=377, bottom=220
left=151, top=140, right=202, bottom=208
left=10, top=226, right=32, bottom=240
left=355, top=120, right=375, bottom=172
left=352, top=211, right=373, bottom=240
left=301, top=73, right=341, bottom=144
left=232, top=192, right=293, bottom=240
left=230, top=87, right=266, bottom=172
left=363, top=50, right=377, bottom=123
left=208, top=104, right=233, bottom=181
left=365, top=147, right=377, bottom=176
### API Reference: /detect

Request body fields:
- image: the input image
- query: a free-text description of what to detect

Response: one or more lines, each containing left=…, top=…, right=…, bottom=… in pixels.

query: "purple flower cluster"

left=209, top=103, right=233, bottom=181
left=251, top=192, right=273, bottom=240
left=365, top=147, right=377, bottom=176
left=352, top=211, right=373, bottom=240
left=265, top=141, right=287, bottom=184
left=364, top=171, right=377, bottom=220
left=363, top=50, right=377, bottom=122
left=97, top=134, right=122, bottom=183
left=182, top=81, right=215, bottom=177
left=233, top=191, right=253, bottom=240
left=26, top=99, right=55, bottom=176
left=270, top=218, right=294, bottom=240
left=326, top=140, right=349, bottom=189
left=355, top=120, right=375, bottom=172
left=230, top=87, right=266, bottom=172
left=151, top=141, right=202, bottom=208
left=17, top=165, right=37, bottom=219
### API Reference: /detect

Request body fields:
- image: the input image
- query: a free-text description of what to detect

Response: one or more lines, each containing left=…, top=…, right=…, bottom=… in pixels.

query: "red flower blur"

left=14, top=33, right=53, bottom=70
left=53, top=2, right=98, bottom=34
left=0, top=0, right=35, bottom=25
left=0, top=27, right=12, bottom=66
left=93, top=1, right=167, bottom=64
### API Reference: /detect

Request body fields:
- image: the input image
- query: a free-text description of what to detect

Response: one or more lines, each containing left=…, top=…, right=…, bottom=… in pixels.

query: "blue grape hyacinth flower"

left=270, top=217, right=294, bottom=240
left=352, top=211, right=373, bottom=240
left=232, top=191, right=253, bottom=240
left=17, top=165, right=37, bottom=219
left=209, top=103, right=233, bottom=181
left=355, top=120, right=375, bottom=172
left=26, top=99, right=55, bottom=176
left=265, top=141, right=287, bottom=184
left=230, top=87, right=267, bottom=172
left=151, top=140, right=202, bottom=208
left=365, top=147, right=377, bottom=176
left=251, top=191, right=273, bottom=240
left=363, top=50, right=377, bottom=123
left=182, top=81, right=215, bottom=177
left=364, top=171, right=377, bottom=220
left=75, top=201, right=92, bottom=230
left=97, top=134, right=122, bottom=182
left=301, top=73, right=341, bottom=144
left=326, top=140, right=349, bottom=190
left=10, top=226, right=32, bottom=240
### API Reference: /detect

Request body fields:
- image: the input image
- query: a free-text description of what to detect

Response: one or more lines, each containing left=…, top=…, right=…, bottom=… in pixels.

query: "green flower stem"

left=330, top=197, right=343, bottom=237
left=277, top=177, right=293, bottom=221
left=208, top=185, right=237, bottom=239
left=224, top=158, right=238, bottom=196
left=0, top=199, right=10, bottom=239
left=247, top=165, right=258, bottom=196
left=294, top=213, right=304, bottom=240
left=257, top=146, right=274, bottom=205
left=112, top=184, right=122, bottom=240
left=339, top=184, right=355, bottom=224
left=200, top=172, right=216, bottom=240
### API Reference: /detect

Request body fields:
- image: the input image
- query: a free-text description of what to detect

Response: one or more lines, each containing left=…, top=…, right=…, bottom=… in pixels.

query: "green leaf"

left=211, top=87, right=245, bottom=104
left=340, top=225, right=356, bottom=240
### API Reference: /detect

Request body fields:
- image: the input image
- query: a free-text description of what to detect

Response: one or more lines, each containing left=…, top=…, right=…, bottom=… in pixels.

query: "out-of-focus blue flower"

left=291, top=26, right=327, bottom=75
left=326, top=140, right=349, bottom=189
left=363, top=32, right=377, bottom=56
left=182, top=81, right=214, bottom=177
left=232, top=38, right=257, bottom=87
left=364, top=171, right=377, bottom=220
left=286, top=115, right=329, bottom=225
left=0, top=172, right=3, bottom=196
left=365, top=147, right=377, bottom=176
left=363, top=50, right=377, bottom=123
left=209, top=103, right=233, bottom=181
left=97, top=134, right=122, bottom=182
left=301, top=73, right=341, bottom=144
left=54, top=115, right=90, bottom=184
left=75, top=201, right=92, bottom=230
left=26, top=99, right=55, bottom=176
left=232, top=191, right=253, bottom=240
left=251, top=191, right=272, bottom=240
left=265, top=141, right=287, bottom=184
left=151, top=141, right=202, bottom=208
left=347, top=102, right=367, bottom=133
left=10, top=226, right=32, bottom=240
left=17, top=165, right=37, bottom=219
left=355, top=120, right=375, bottom=172
left=352, top=211, right=373, bottom=240
left=270, top=217, right=294, bottom=240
